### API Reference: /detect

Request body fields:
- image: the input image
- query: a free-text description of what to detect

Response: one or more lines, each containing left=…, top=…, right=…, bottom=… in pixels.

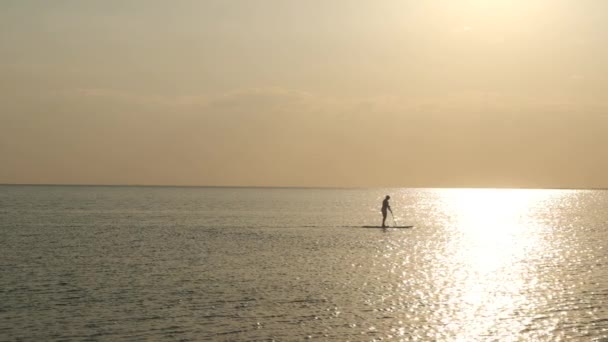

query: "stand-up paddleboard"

left=361, top=225, right=413, bottom=229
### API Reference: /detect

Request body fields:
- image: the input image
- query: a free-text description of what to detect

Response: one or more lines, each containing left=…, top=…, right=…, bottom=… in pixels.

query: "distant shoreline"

left=1, top=183, right=606, bottom=191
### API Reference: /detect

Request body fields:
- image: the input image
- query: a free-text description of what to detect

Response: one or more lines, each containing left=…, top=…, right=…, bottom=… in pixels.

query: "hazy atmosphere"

left=2, top=0, right=607, bottom=188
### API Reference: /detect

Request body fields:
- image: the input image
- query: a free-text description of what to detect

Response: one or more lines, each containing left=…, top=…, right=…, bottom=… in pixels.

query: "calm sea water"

left=1, top=185, right=608, bottom=341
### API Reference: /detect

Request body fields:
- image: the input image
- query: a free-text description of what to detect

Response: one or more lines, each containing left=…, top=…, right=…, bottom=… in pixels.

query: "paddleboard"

left=361, top=225, right=413, bottom=229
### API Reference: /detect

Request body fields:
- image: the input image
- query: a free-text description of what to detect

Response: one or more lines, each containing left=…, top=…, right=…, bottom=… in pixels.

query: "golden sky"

left=1, top=0, right=607, bottom=188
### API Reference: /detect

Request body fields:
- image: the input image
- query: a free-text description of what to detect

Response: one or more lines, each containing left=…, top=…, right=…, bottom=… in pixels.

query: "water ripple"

left=2, top=186, right=608, bottom=340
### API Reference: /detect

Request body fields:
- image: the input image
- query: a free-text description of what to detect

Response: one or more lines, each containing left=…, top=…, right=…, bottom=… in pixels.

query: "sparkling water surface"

left=1, top=186, right=608, bottom=341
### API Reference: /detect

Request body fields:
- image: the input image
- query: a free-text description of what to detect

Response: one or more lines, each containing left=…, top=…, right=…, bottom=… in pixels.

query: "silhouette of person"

left=381, top=195, right=392, bottom=228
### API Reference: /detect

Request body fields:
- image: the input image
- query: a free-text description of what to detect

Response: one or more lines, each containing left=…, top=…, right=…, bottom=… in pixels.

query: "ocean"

left=1, top=185, right=607, bottom=341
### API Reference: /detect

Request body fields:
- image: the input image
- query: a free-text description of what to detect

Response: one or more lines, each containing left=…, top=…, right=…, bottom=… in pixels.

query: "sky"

left=1, top=0, right=607, bottom=188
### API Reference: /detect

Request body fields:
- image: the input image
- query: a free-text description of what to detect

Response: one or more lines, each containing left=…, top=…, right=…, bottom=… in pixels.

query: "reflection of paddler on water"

left=381, top=195, right=392, bottom=228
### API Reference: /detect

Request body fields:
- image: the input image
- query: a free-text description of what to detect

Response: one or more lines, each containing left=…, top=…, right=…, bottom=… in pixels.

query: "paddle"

left=390, top=209, right=397, bottom=227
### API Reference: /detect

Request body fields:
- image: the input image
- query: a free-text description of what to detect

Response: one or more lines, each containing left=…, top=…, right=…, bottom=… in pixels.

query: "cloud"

left=2, top=86, right=608, bottom=187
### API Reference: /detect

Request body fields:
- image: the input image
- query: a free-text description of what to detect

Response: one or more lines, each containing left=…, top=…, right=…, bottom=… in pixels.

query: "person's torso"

left=382, top=199, right=389, bottom=210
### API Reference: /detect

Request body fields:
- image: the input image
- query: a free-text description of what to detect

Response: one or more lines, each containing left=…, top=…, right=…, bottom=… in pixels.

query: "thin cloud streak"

left=2, top=87, right=607, bottom=187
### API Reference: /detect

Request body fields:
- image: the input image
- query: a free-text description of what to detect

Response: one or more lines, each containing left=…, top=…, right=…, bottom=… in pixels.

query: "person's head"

left=385, top=195, right=390, bottom=200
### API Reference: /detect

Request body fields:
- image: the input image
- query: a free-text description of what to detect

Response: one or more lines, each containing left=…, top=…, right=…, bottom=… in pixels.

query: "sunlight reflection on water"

left=409, top=189, right=576, bottom=340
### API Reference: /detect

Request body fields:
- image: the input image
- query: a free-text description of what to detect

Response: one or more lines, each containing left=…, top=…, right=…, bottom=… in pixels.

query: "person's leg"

left=382, top=211, right=387, bottom=227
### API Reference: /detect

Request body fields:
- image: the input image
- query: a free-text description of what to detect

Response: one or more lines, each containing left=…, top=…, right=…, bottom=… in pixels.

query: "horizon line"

left=1, top=183, right=606, bottom=191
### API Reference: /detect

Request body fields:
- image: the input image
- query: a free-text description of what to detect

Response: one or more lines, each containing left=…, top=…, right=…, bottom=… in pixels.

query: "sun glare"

left=433, top=188, right=559, bottom=338
left=441, top=188, right=547, bottom=228
left=438, top=188, right=553, bottom=270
